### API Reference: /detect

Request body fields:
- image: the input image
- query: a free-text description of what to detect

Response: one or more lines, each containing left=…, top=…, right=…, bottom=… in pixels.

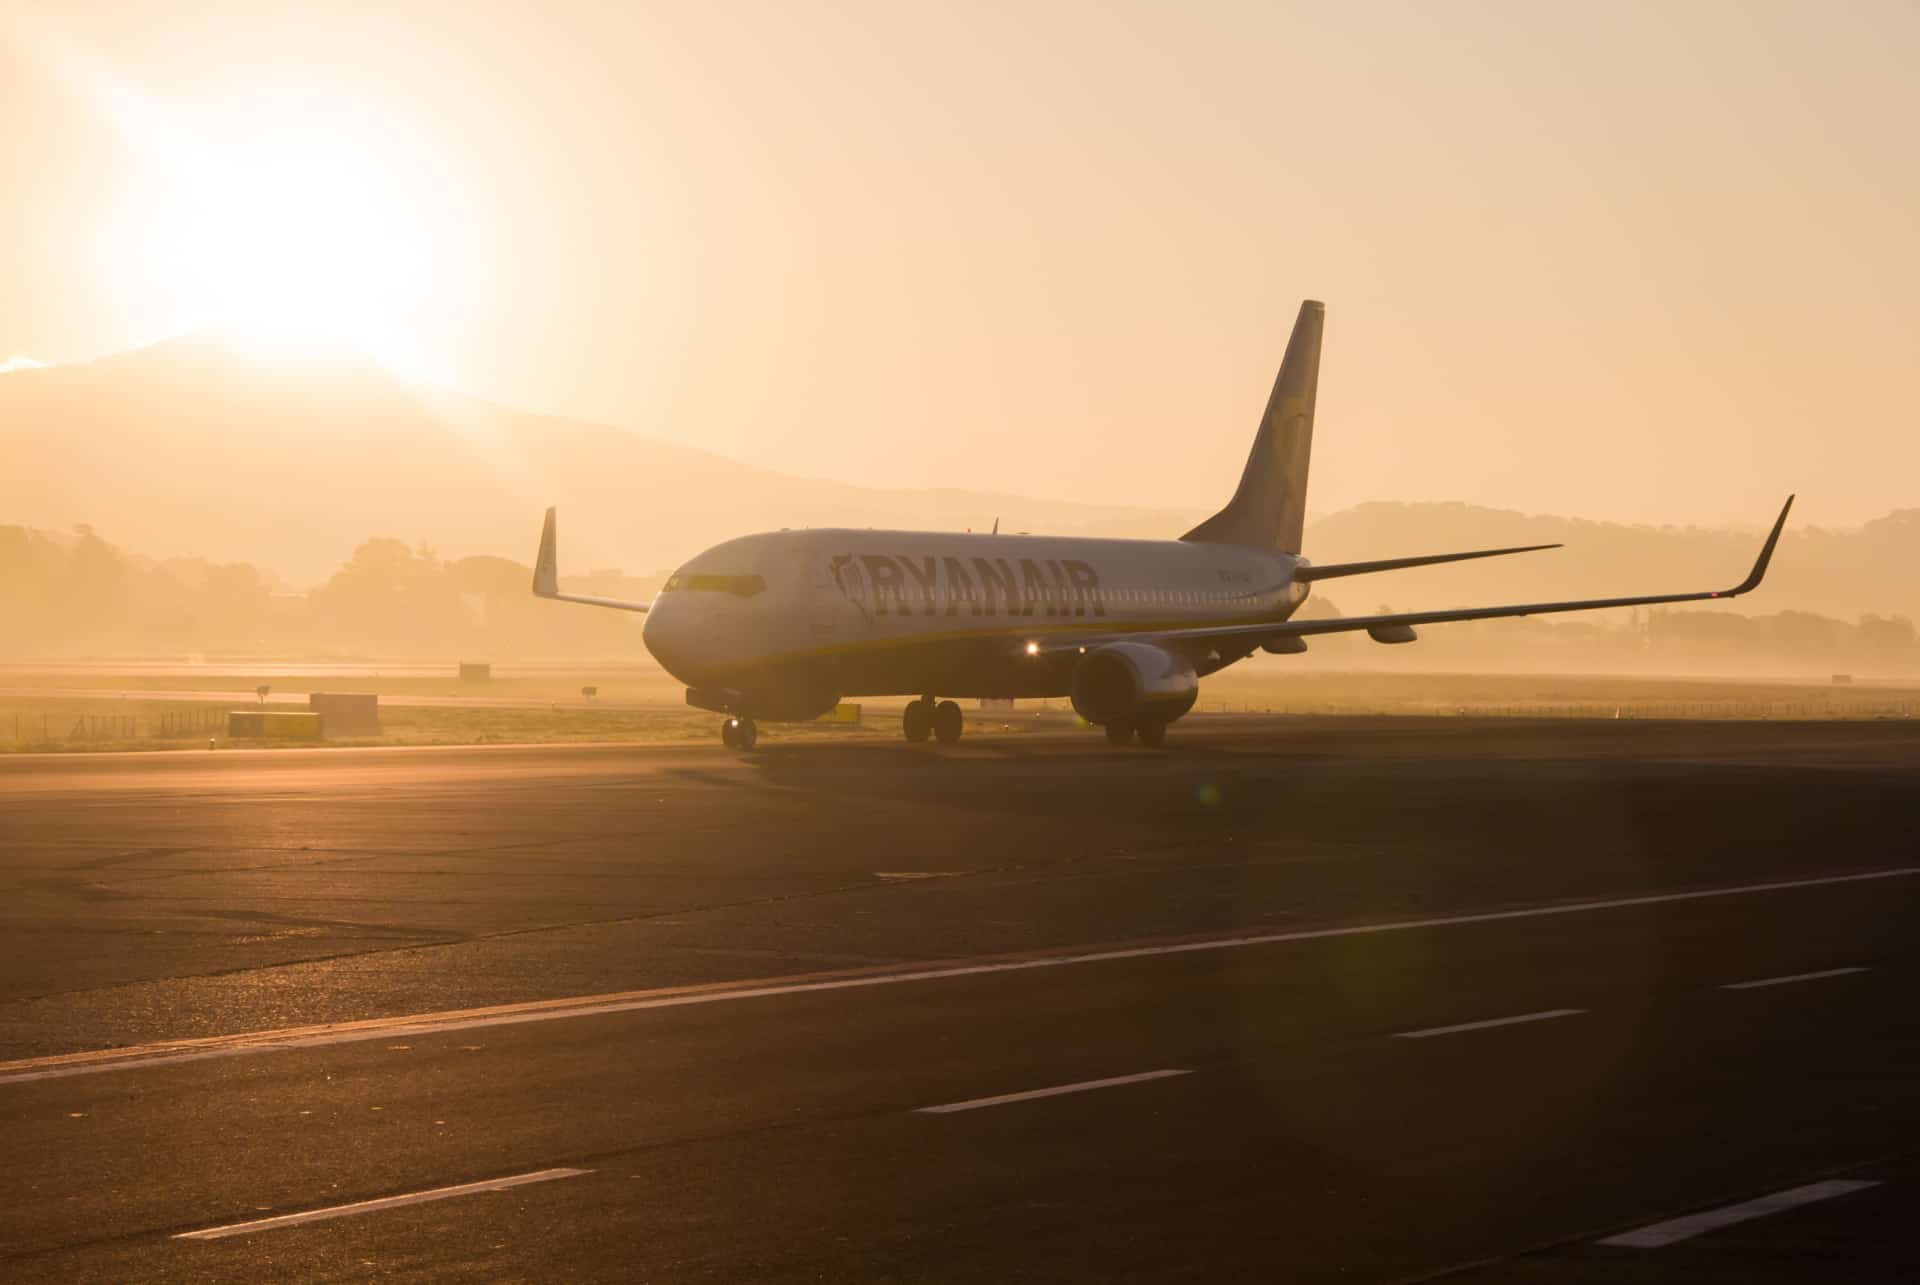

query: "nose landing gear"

left=1102, top=718, right=1168, bottom=747
left=903, top=697, right=964, bottom=745
left=720, top=716, right=758, bottom=751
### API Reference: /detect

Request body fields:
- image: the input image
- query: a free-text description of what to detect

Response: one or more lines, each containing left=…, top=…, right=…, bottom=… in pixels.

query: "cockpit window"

left=663, top=573, right=766, bottom=597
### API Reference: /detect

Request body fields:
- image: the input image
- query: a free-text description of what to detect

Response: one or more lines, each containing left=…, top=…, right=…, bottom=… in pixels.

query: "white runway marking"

left=174, top=1167, right=591, bottom=1236
left=1597, top=1179, right=1881, bottom=1248
left=173, top=1167, right=591, bottom=1241
left=3, top=864, right=1915, bottom=1088
left=917, top=1069, right=1191, bottom=1114
left=1721, top=966, right=1870, bottom=991
left=1394, top=1009, right=1583, bottom=1040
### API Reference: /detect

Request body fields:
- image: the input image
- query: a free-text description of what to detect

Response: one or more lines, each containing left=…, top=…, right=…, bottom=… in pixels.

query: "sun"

left=21, top=26, right=465, bottom=380
left=111, top=88, right=449, bottom=373
left=169, top=131, right=425, bottom=353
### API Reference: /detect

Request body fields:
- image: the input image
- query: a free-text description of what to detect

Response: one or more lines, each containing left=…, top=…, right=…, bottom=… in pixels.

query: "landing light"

left=1025, top=641, right=1040, bottom=656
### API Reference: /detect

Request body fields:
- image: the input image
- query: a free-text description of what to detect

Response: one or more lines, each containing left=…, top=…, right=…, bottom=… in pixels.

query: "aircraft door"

left=808, top=553, right=841, bottom=642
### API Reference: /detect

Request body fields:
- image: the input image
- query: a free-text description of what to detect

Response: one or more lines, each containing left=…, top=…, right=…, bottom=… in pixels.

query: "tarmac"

left=1, top=717, right=1914, bottom=1281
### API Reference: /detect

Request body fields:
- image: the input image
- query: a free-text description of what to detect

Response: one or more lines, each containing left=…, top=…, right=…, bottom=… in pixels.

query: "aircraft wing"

left=1047, top=496, right=1792, bottom=655
left=531, top=508, right=652, bottom=613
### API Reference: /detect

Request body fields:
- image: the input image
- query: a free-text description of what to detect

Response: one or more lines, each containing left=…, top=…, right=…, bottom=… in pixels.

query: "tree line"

left=3, top=522, right=1915, bottom=672
left=0, top=525, right=652, bottom=658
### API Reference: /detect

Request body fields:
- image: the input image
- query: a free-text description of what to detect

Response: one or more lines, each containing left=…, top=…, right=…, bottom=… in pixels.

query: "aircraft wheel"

left=1135, top=721, right=1167, bottom=748
left=721, top=718, right=737, bottom=748
left=903, top=699, right=933, bottom=743
left=734, top=717, right=758, bottom=751
left=1104, top=719, right=1135, bottom=746
left=933, top=700, right=963, bottom=745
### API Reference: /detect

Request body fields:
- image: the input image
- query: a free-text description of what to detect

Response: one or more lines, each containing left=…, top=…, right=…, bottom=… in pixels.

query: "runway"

left=1, top=719, right=1915, bottom=1280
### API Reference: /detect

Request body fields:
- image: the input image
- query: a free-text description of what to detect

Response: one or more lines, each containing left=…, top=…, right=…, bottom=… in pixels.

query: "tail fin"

left=1181, top=299, right=1324, bottom=552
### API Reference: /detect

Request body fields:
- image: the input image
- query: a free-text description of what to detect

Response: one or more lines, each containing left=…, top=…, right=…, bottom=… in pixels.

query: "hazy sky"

left=3, top=1, right=1915, bottom=528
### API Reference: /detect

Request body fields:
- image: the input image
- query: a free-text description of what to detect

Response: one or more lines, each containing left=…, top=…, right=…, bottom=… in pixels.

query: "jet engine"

left=1069, top=642, right=1199, bottom=727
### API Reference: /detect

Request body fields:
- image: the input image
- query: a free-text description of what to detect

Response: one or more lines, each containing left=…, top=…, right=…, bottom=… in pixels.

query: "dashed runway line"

left=3, top=864, right=1913, bottom=1087
left=916, top=1069, right=1191, bottom=1114
left=1720, top=966, right=1870, bottom=991
left=173, top=1167, right=593, bottom=1241
left=1596, top=1179, right=1882, bottom=1248
left=1393, top=1009, right=1583, bottom=1040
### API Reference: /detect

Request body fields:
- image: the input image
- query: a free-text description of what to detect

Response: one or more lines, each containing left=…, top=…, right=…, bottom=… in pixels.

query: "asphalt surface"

left=1, top=717, right=1915, bottom=1281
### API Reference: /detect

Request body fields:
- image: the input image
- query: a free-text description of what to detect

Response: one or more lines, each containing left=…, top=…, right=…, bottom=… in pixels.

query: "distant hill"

left=0, top=332, right=1191, bottom=584
left=3, top=333, right=1915, bottom=622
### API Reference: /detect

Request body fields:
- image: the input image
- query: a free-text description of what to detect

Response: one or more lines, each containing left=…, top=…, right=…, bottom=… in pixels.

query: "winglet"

left=1722, top=495, right=1794, bottom=597
left=529, top=508, right=652, bottom=612
left=533, top=507, right=560, bottom=598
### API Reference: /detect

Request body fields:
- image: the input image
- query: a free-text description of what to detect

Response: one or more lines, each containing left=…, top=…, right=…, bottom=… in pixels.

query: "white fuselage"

left=641, top=528, right=1310, bottom=718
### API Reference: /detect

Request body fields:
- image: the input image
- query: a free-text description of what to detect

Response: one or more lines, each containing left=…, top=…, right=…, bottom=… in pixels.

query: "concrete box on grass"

left=309, top=693, right=381, bottom=736
left=227, top=710, right=324, bottom=740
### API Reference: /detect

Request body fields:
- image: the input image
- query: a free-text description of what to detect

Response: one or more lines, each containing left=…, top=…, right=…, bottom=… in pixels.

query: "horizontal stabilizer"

left=1295, top=542, right=1561, bottom=583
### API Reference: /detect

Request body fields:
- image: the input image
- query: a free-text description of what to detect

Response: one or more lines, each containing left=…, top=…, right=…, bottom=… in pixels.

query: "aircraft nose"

left=641, top=597, right=701, bottom=676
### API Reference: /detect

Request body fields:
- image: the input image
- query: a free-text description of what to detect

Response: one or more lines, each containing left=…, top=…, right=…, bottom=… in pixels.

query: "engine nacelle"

left=1070, top=642, right=1199, bottom=726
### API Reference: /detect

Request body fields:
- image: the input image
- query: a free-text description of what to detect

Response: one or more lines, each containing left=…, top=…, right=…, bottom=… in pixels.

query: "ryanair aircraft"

left=535, top=301, right=1790, bottom=750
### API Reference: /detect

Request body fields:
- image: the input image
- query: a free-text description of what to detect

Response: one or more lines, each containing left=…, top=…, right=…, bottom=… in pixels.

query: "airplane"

left=534, top=300, right=1791, bottom=750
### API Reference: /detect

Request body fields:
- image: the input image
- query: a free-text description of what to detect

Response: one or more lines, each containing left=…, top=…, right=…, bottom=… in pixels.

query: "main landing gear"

left=1102, top=717, right=1168, bottom=748
left=720, top=715, right=758, bottom=751
left=903, top=696, right=963, bottom=745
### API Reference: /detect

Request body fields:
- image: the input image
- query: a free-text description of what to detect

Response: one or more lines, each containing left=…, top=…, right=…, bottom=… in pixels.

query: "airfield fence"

left=68, top=714, right=142, bottom=741
left=3, top=705, right=233, bottom=745
left=153, top=707, right=229, bottom=738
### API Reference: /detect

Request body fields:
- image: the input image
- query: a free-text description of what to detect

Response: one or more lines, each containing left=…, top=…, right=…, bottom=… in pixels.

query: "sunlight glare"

left=119, top=91, right=449, bottom=375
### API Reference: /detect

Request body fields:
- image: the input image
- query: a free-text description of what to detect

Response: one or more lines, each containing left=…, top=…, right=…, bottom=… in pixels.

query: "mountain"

left=0, top=332, right=1192, bottom=584
left=3, top=332, right=1916, bottom=622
